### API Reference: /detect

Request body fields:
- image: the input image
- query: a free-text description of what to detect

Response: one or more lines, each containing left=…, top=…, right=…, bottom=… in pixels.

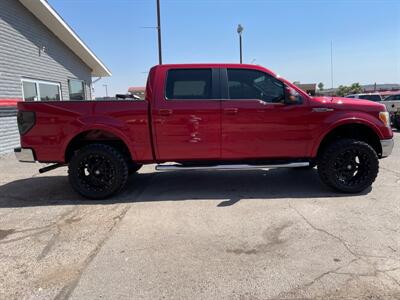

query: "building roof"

left=19, top=0, right=111, bottom=77
left=295, top=83, right=317, bottom=91
left=128, top=87, right=146, bottom=93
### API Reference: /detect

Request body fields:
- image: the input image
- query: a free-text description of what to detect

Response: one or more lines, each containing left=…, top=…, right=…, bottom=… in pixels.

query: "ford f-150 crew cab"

left=15, top=64, right=394, bottom=199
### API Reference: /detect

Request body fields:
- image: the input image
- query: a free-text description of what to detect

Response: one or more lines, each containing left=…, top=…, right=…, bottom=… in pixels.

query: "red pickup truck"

left=15, top=64, right=394, bottom=199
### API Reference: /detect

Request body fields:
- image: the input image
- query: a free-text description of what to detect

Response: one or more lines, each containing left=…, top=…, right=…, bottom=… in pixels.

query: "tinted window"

left=384, top=95, right=400, bottom=101
left=346, top=95, right=355, bottom=98
left=166, top=69, right=212, bottom=99
left=69, top=79, right=85, bottom=100
left=359, top=95, right=381, bottom=102
left=39, top=83, right=60, bottom=101
left=227, top=69, right=284, bottom=103
left=22, top=81, right=38, bottom=101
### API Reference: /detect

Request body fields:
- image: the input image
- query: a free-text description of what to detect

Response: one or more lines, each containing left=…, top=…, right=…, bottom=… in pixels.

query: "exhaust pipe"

left=39, top=163, right=66, bottom=174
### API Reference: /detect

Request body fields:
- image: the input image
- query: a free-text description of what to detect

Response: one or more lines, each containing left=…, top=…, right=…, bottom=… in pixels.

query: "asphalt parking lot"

left=0, top=131, right=399, bottom=300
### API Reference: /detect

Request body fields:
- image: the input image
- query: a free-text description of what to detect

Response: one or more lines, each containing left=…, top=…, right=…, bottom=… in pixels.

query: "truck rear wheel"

left=68, top=144, right=128, bottom=199
left=318, top=139, right=378, bottom=193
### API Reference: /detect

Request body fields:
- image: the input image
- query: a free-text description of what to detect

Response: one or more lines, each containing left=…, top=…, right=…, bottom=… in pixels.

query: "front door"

left=153, top=68, right=221, bottom=161
left=221, top=68, right=311, bottom=159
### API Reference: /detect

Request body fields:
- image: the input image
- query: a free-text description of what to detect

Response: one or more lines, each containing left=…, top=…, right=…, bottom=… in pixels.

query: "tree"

left=336, top=83, right=363, bottom=96
left=318, top=82, right=324, bottom=91
left=349, top=83, right=363, bottom=94
left=337, top=85, right=349, bottom=97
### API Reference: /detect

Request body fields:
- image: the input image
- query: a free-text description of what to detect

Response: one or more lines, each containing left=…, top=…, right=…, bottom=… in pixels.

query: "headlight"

left=378, top=111, right=390, bottom=128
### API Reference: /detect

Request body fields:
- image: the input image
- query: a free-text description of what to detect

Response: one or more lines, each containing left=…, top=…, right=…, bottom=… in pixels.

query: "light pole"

left=237, top=24, right=244, bottom=64
left=156, top=0, right=162, bottom=65
left=330, top=40, right=334, bottom=89
left=103, top=84, right=108, bottom=98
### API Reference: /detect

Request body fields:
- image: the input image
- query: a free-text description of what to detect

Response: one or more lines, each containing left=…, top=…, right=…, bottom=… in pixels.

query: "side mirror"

left=284, top=86, right=302, bottom=105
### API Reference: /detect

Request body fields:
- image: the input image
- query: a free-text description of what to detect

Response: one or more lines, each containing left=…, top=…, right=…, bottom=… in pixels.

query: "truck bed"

left=18, top=100, right=154, bottom=163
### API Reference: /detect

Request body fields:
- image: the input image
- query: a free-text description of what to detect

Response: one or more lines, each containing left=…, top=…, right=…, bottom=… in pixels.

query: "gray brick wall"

left=0, top=0, right=92, bottom=100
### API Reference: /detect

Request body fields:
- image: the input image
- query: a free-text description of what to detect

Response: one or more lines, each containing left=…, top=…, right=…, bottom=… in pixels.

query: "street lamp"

left=237, top=24, right=244, bottom=64
left=139, top=0, right=163, bottom=65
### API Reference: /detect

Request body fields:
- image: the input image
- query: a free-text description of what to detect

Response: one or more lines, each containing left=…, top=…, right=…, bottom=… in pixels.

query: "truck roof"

left=151, top=63, right=277, bottom=76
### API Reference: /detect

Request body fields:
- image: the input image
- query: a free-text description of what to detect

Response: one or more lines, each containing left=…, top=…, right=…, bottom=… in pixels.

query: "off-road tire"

left=68, top=144, right=128, bottom=199
left=318, top=139, right=378, bottom=193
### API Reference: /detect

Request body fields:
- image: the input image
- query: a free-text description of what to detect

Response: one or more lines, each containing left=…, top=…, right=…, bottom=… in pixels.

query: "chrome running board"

left=155, top=162, right=309, bottom=171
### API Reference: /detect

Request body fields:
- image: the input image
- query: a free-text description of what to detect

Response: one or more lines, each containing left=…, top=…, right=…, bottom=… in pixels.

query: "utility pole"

left=156, top=0, right=162, bottom=65
left=237, top=24, right=243, bottom=64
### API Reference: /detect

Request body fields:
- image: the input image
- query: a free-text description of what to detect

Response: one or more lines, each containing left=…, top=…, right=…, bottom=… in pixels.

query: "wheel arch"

left=64, top=128, right=133, bottom=163
left=313, top=122, right=382, bottom=158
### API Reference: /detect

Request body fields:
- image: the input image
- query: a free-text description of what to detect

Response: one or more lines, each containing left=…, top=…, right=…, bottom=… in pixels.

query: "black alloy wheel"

left=318, top=139, right=379, bottom=193
left=68, top=144, right=128, bottom=199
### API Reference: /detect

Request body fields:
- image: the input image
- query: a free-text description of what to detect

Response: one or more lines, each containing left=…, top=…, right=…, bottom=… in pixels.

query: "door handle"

left=159, top=109, right=173, bottom=116
left=224, top=108, right=239, bottom=115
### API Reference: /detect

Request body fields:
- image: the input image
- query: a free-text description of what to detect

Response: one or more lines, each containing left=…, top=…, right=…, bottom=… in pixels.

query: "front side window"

left=22, top=79, right=61, bottom=101
left=227, top=69, right=285, bottom=103
left=68, top=79, right=85, bottom=100
left=166, top=69, right=212, bottom=99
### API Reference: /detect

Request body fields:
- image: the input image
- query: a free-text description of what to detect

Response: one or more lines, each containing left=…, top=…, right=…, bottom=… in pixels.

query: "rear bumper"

left=380, top=139, right=394, bottom=158
left=14, top=147, right=36, bottom=162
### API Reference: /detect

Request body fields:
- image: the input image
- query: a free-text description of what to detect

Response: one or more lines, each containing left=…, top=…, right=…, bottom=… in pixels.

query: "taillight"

left=17, top=111, right=35, bottom=135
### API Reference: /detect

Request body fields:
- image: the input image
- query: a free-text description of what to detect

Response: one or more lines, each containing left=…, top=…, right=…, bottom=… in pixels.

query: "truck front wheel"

left=318, top=139, right=379, bottom=193
left=68, top=144, right=128, bottom=199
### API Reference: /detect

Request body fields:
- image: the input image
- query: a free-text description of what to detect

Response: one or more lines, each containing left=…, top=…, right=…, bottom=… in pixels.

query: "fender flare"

left=310, top=117, right=383, bottom=157
left=62, top=124, right=134, bottom=161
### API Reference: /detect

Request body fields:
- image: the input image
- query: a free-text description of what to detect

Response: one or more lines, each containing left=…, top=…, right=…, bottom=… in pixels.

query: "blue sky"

left=50, top=0, right=400, bottom=97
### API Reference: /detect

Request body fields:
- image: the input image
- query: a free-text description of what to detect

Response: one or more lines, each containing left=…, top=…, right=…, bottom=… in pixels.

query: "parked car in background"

left=346, top=93, right=400, bottom=117
left=383, top=94, right=400, bottom=129
left=345, top=93, right=383, bottom=102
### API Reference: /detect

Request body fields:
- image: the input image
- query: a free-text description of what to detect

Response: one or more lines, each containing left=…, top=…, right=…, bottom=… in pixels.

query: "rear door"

left=153, top=67, right=221, bottom=161
left=220, top=68, right=311, bottom=159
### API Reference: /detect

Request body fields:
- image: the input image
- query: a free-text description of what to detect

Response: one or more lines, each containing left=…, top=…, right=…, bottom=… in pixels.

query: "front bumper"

left=381, top=139, right=394, bottom=158
left=14, top=147, right=36, bottom=162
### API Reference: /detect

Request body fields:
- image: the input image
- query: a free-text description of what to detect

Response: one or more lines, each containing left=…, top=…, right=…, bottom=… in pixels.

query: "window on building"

left=21, top=79, right=61, bottom=101
left=227, top=69, right=285, bottom=103
left=68, top=79, right=85, bottom=100
left=22, top=81, right=38, bottom=101
left=166, top=69, right=212, bottom=99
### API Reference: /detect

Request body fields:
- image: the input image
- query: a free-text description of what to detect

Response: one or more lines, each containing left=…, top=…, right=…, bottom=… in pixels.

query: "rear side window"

left=166, top=69, right=212, bottom=99
left=359, top=95, right=381, bottom=102
left=227, top=69, right=284, bottom=103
